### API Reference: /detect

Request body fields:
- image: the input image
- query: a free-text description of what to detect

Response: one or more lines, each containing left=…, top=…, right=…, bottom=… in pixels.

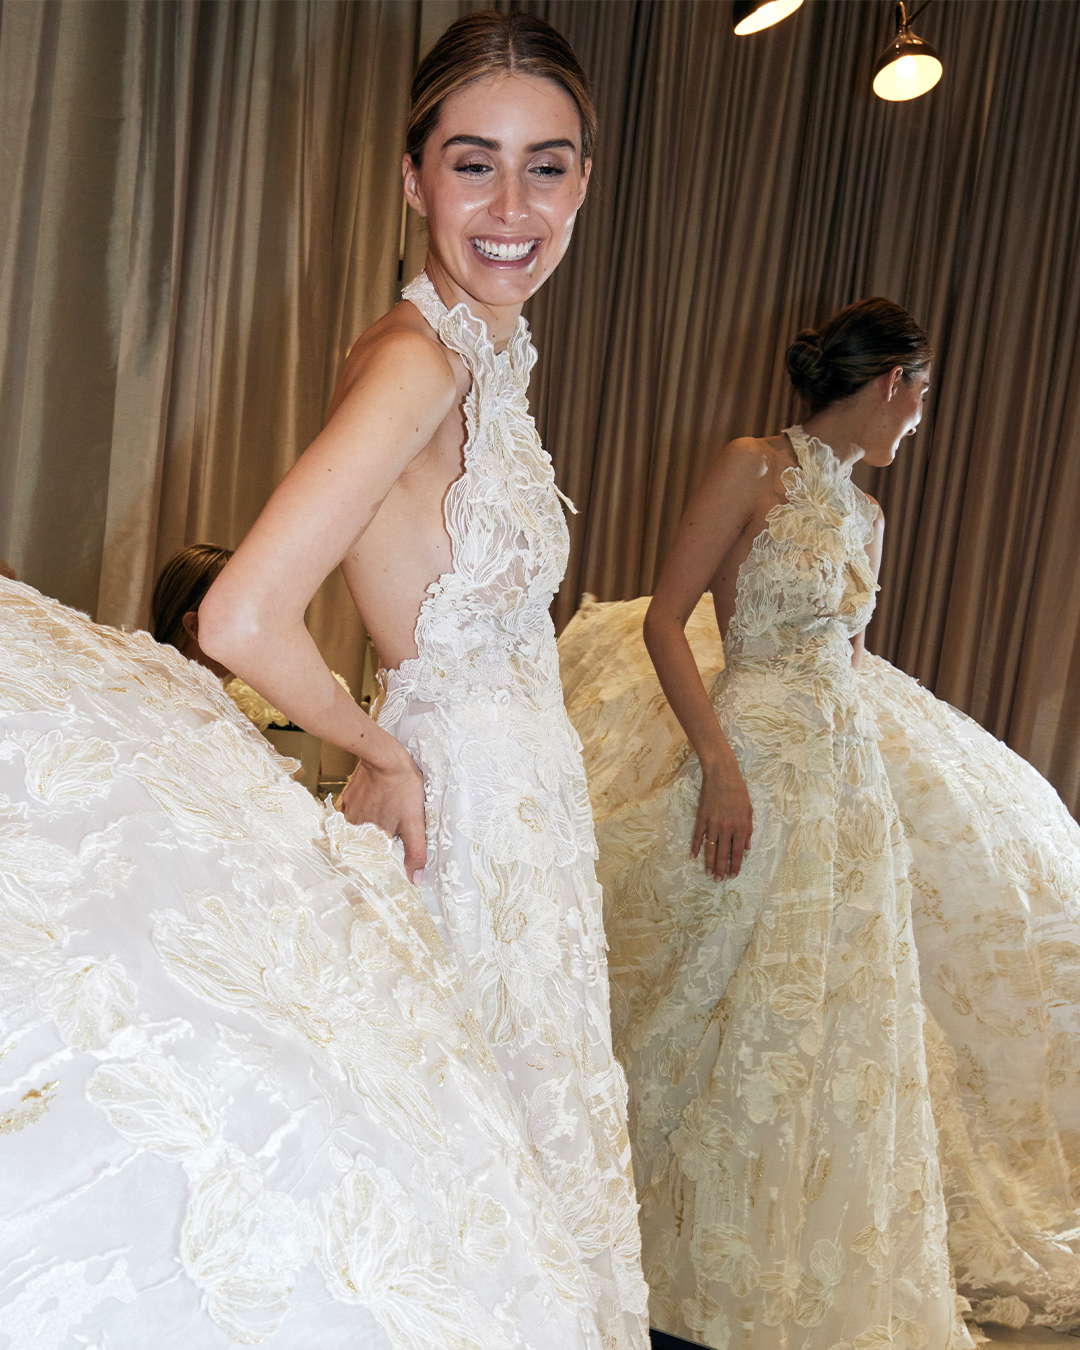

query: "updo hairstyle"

left=405, top=11, right=597, bottom=166
left=785, top=298, right=932, bottom=416
left=151, top=543, right=233, bottom=650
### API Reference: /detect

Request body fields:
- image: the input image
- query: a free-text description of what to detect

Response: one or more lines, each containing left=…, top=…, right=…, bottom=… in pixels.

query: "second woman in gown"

left=558, top=299, right=1080, bottom=1346
left=199, top=12, right=648, bottom=1344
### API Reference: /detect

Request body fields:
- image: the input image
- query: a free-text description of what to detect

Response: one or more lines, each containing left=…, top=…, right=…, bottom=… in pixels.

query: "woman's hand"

left=692, top=758, right=753, bottom=881
left=341, top=748, right=428, bottom=884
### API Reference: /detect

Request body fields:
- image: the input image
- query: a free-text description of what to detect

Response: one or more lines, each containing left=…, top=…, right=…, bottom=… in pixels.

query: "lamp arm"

left=903, top=0, right=933, bottom=29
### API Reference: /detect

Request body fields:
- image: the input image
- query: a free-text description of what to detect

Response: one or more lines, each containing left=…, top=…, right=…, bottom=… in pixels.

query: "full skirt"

left=0, top=579, right=615, bottom=1350
left=559, top=597, right=1080, bottom=1342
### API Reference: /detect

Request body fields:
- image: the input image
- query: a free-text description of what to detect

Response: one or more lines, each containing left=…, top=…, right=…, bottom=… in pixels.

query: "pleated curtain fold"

left=0, top=0, right=414, bottom=764
left=1, top=0, right=1078, bottom=812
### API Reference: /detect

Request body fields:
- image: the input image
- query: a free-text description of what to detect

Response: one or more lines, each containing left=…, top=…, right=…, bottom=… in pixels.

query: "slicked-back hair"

left=406, top=11, right=596, bottom=166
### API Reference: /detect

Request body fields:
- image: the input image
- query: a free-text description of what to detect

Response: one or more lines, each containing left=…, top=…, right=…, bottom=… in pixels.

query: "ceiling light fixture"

left=733, top=0, right=804, bottom=37
left=872, top=1, right=943, bottom=101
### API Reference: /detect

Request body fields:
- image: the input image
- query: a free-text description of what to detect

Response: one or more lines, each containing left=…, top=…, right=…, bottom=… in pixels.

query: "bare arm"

left=198, top=330, right=458, bottom=880
left=643, top=439, right=767, bottom=879
left=851, top=497, right=884, bottom=670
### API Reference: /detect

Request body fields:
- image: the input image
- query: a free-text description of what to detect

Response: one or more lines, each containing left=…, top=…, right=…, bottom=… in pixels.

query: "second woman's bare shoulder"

left=698, top=434, right=791, bottom=497
left=713, top=433, right=795, bottom=474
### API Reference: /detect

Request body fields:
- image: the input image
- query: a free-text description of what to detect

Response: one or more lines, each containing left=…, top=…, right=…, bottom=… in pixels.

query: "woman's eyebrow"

left=442, top=134, right=499, bottom=151
left=440, top=134, right=577, bottom=153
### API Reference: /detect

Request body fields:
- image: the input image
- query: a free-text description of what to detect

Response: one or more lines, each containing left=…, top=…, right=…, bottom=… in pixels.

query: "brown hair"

left=406, top=11, right=596, bottom=166
left=785, top=298, right=932, bottom=416
left=151, top=543, right=233, bottom=649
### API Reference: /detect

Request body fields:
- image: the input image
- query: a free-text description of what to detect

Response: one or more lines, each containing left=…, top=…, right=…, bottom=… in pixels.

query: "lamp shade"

left=872, top=27, right=942, bottom=100
left=733, top=0, right=804, bottom=36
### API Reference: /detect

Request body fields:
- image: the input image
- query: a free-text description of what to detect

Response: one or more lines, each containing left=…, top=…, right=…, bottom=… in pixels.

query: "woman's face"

left=865, top=363, right=931, bottom=467
left=403, top=72, right=591, bottom=314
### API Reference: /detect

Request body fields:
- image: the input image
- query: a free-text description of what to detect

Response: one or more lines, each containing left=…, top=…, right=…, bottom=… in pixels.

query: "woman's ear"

left=884, top=366, right=905, bottom=401
left=576, top=157, right=593, bottom=209
left=181, top=610, right=200, bottom=647
left=402, top=154, right=426, bottom=216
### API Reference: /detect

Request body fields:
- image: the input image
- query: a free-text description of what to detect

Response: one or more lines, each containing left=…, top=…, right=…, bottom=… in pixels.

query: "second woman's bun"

left=784, top=328, right=830, bottom=405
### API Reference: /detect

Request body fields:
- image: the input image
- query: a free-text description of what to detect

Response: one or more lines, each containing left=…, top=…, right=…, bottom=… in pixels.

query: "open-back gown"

left=558, top=426, right=1080, bottom=1346
left=0, top=273, right=648, bottom=1348
left=375, top=273, right=648, bottom=1346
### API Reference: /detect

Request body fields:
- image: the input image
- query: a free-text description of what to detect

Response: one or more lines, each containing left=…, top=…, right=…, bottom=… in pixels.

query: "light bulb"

left=733, top=0, right=804, bottom=37
left=895, top=55, right=918, bottom=80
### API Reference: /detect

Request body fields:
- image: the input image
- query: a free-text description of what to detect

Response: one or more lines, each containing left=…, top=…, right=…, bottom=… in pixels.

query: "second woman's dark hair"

left=406, top=11, right=596, bottom=165
left=785, top=298, right=932, bottom=416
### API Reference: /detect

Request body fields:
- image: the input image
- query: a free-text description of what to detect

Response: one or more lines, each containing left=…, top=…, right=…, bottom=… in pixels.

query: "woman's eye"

left=456, top=162, right=491, bottom=176
left=532, top=164, right=567, bottom=178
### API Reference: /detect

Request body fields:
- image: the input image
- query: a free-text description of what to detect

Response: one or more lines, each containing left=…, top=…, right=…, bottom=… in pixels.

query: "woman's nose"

left=490, top=175, right=528, bottom=224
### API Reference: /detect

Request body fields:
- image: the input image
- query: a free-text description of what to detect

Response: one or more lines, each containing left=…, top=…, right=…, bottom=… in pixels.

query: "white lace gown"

left=559, top=428, right=1080, bottom=1342
left=561, top=428, right=976, bottom=1348
left=564, top=619, right=1080, bottom=1343
left=0, top=507, right=647, bottom=1343
left=371, top=274, right=648, bottom=1346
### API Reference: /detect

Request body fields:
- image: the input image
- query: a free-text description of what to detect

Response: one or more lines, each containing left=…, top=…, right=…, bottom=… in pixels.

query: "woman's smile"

left=471, top=236, right=541, bottom=267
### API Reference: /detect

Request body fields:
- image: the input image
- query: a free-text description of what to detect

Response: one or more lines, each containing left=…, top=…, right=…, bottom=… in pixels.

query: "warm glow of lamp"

left=733, top=0, right=804, bottom=37
left=872, top=2, right=942, bottom=101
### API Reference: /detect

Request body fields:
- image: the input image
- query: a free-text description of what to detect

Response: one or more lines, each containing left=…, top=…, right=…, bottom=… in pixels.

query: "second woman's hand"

left=340, top=747, right=428, bottom=884
left=692, top=757, right=753, bottom=882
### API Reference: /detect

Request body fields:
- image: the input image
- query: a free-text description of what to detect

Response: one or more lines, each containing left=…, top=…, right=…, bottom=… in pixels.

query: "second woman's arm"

left=644, top=439, right=767, bottom=880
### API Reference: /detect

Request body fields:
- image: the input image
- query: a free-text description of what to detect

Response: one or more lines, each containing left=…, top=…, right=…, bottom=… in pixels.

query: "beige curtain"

left=2, top=0, right=1078, bottom=812
left=524, top=0, right=1080, bottom=816
left=0, top=0, right=416, bottom=764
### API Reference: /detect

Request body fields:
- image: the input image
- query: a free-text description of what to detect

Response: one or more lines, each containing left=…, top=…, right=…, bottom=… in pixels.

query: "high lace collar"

left=784, top=425, right=855, bottom=483
left=401, top=271, right=533, bottom=379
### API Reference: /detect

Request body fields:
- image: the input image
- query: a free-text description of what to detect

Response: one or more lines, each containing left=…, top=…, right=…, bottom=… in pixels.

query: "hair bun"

left=785, top=328, right=830, bottom=403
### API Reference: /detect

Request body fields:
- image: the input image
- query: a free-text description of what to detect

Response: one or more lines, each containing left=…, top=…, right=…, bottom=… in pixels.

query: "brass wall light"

left=872, top=1, right=943, bottom=101
left=733, top=0, right=804, bottom=36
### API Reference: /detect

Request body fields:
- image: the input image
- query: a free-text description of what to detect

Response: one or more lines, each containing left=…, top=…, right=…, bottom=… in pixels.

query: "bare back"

left=706, top=433, right=797, bottom=641
left=330, top=301, right=472, bottom=671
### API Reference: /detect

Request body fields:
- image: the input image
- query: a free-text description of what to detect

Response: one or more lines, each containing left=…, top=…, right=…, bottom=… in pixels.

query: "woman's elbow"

left=643, top=600, right=677, bottom=657
left=196, top=586, right=259, bottom=670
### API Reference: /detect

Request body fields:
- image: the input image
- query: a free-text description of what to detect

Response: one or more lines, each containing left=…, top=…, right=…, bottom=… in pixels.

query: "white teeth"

left=475, top=239, right=536, bottom=260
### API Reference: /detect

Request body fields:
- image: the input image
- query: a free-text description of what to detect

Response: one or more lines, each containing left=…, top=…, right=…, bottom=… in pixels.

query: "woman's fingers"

left=400, top=809, right=428, bottom=885
left=691, top=813, right=710, bottom=859
left=701, top=813, right=753, bottom=880
left=338, top=756, right=428, bottom=884
left=696, top=761, right=753, bottom=880
left=711, top=831, right=730, bottom=882
left=728, top=825, right=749, bottom=878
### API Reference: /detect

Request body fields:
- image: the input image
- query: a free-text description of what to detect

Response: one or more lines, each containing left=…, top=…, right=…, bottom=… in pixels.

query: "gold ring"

left=702, top=836, right=714, bottom=846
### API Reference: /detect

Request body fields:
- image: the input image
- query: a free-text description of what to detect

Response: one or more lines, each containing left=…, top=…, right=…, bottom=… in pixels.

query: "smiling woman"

left=197, top=10, right=648, bottom=1346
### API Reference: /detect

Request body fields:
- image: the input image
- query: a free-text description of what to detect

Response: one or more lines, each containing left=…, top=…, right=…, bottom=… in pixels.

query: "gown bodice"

left=724, top=424, right=878, bottom=669
left=384, top=272, right=571, bottom=718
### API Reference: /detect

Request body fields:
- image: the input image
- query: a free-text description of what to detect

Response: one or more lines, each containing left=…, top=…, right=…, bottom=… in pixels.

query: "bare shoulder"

left=714, top=435, right=774, bottom=476
left=328, top=303, right=458, bottom=423
left=861, top=490, right=886, bottom=525
left=711, top=432, right=797, bottom=477
left=698, top=436, right=789, bottom=500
